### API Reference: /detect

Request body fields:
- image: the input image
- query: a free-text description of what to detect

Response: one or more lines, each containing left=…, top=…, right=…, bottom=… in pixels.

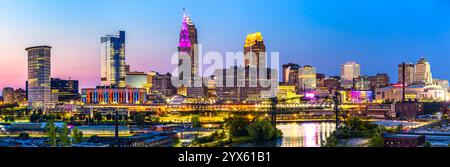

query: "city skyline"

left=1, top=0, right=450, bottom=90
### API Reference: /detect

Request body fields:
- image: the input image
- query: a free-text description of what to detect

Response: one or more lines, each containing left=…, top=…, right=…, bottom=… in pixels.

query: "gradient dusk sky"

left=1, top=0, right=450, bottom=90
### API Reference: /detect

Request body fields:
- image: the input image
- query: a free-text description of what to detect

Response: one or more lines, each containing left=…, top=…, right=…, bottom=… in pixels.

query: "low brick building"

left=383, top=134, right=425, bottom=147
left=395, top=102, right=424, bottom=120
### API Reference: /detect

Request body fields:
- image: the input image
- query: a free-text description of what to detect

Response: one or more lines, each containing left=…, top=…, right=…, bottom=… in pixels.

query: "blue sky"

left=0, top=0, right=450, bottom=89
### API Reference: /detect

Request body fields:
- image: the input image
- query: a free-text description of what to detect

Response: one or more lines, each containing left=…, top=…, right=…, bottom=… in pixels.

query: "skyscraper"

left=101, top=31, right=126, bottom=88
left=340, top=61, right=361, bottom=89
left=244, top=32, right=266, bottom=69
left=178, top=12, right=199, bottom=79
left=414, top=58, right=433, bottom=85
left=398, top=63, right=415, bottom=85
left=177, top=11, right=205, bottom=98
left=282, top=63, right=300, bottom=85
left=26, top=46, right=52, bottom=109
left=298, top=65, right=317, bottom=91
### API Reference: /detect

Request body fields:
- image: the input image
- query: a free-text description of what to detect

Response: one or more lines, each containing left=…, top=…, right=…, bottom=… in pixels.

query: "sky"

left=1, top=0, right=450, bottom=90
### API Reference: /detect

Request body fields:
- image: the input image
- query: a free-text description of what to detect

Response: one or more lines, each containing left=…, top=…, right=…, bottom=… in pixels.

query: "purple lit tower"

left=178, top=11, right=198, bottom=79
left=177, top=10, right=206, bottom=98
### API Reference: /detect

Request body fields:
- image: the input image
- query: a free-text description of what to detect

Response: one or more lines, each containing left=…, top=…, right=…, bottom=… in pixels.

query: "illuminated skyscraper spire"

left=179, top=8, right=191, bottom=48
left=177, top=9, right=204, bottom=98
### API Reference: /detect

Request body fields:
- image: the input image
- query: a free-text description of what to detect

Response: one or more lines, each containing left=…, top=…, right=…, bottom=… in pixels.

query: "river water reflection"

left=237, top=122, right=335, bottom=147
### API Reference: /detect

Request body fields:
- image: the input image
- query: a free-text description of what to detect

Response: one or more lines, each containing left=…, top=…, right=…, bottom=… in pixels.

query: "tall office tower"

left=244, top=32, right=266, bottom=69
left=101, top=31, right=126, bottom=88
left=178, top=12, right=199, bottom=79
left=177, top=11, right=205, bottom=98
left=398, top=63, right=415, bottom=85
left=282, top=63, right=300, bottom=84
left=298, top=65, right=317, bottom=91
left=340, top=61, right=361, bottom=89
left=26, top=46, right=52, bottom=109
left=414, top=58, right=433, bottom=85
left=2, top=87, right=15, bottom=104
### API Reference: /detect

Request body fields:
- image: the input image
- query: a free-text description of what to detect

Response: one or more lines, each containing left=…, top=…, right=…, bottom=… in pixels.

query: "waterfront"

left=236, top=122, right=336, bottom=147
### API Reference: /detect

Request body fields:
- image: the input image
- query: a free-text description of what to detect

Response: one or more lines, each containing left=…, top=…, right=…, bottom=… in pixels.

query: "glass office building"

left=101, top=31, right=126, bottom=88
left=26, top=45, right=52, bottom=109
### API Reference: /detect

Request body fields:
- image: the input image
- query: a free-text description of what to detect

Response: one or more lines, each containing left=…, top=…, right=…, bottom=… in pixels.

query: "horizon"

left=1, top=0, right=450, bottom=91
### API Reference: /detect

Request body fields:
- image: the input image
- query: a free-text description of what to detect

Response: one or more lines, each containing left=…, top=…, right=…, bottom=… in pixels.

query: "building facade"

left=368, top=73, right=390, bottom=90
left=51, top=78, right=79, bottom=102
left=433, top=79, right=449, bottom=90
left=282, top=63, right=300, bottom=85
left=316, top=73, right=326, bottom=88
left=340, top=61, right=361, bottom=89
left=339, top=90, right=373, bottom=103
left=101, top=31, right=126, bottom=88
left=81, top=87, right=146, bottom=104
left=298, top=65, right=317, bottom=91
left=26, top=46, right=52, bottom=109
left=398, top=63, right=415, bottom=85
left=177, top=12, right=206, bottom=98
left=384, top=134, right=425, bottom=147
left=151, top=73, right=177, bottom=98
left=375, top=85, right=448, bottom=102
left=2, top=87, right=15, bottom=104
left=126, top=72, right=148, bottom=89
left=414, top=58, right=433, bottom=85
left=244, top=32, right=266, bottom=68
left=214, top=66, right=277, bottom=103
left=354, top=75, right=371, bottom=91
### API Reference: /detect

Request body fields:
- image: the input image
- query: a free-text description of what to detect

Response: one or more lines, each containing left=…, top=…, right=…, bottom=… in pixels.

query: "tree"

left=227, top=117, right=250, bottom=137
left=191, top=115, right=201, bottom=128
left=45, top=121, right=57, bottom=147
left=19, top=132, right=30, bottom=140
left=368, top=132, right=384, bottom=147
left=247, top=118, right=276, bottom=141
left=37, top=109, right=43, bottom=115
left=346, top=117, right=365, bottom=132
left=4, top=116, right=14, bottom=123
left=134, top=113, right=145, bottom=128
left=323, top=132, right=339, bottom=147
left=94, top=112, right=103, bottom=123
left=72, top=127, right=83, bottom=144
left=30, top=113, right=41, bottom=122
left=106, top=114, right=112, bottom=120
left=44, top=114, right=56, bottom=122
left=58, top=123, right=70, bottom=147
left=151, top=116, right=160, bottom=124
left=69, top=116, right=76, bottom=122
left=424, top=141, right=432, bottom=147
left=395, top=124, right=404, bottom=133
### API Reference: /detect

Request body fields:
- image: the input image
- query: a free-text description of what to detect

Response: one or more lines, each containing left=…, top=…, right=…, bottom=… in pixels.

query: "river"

left=236, top=122, right=336, bottom=147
